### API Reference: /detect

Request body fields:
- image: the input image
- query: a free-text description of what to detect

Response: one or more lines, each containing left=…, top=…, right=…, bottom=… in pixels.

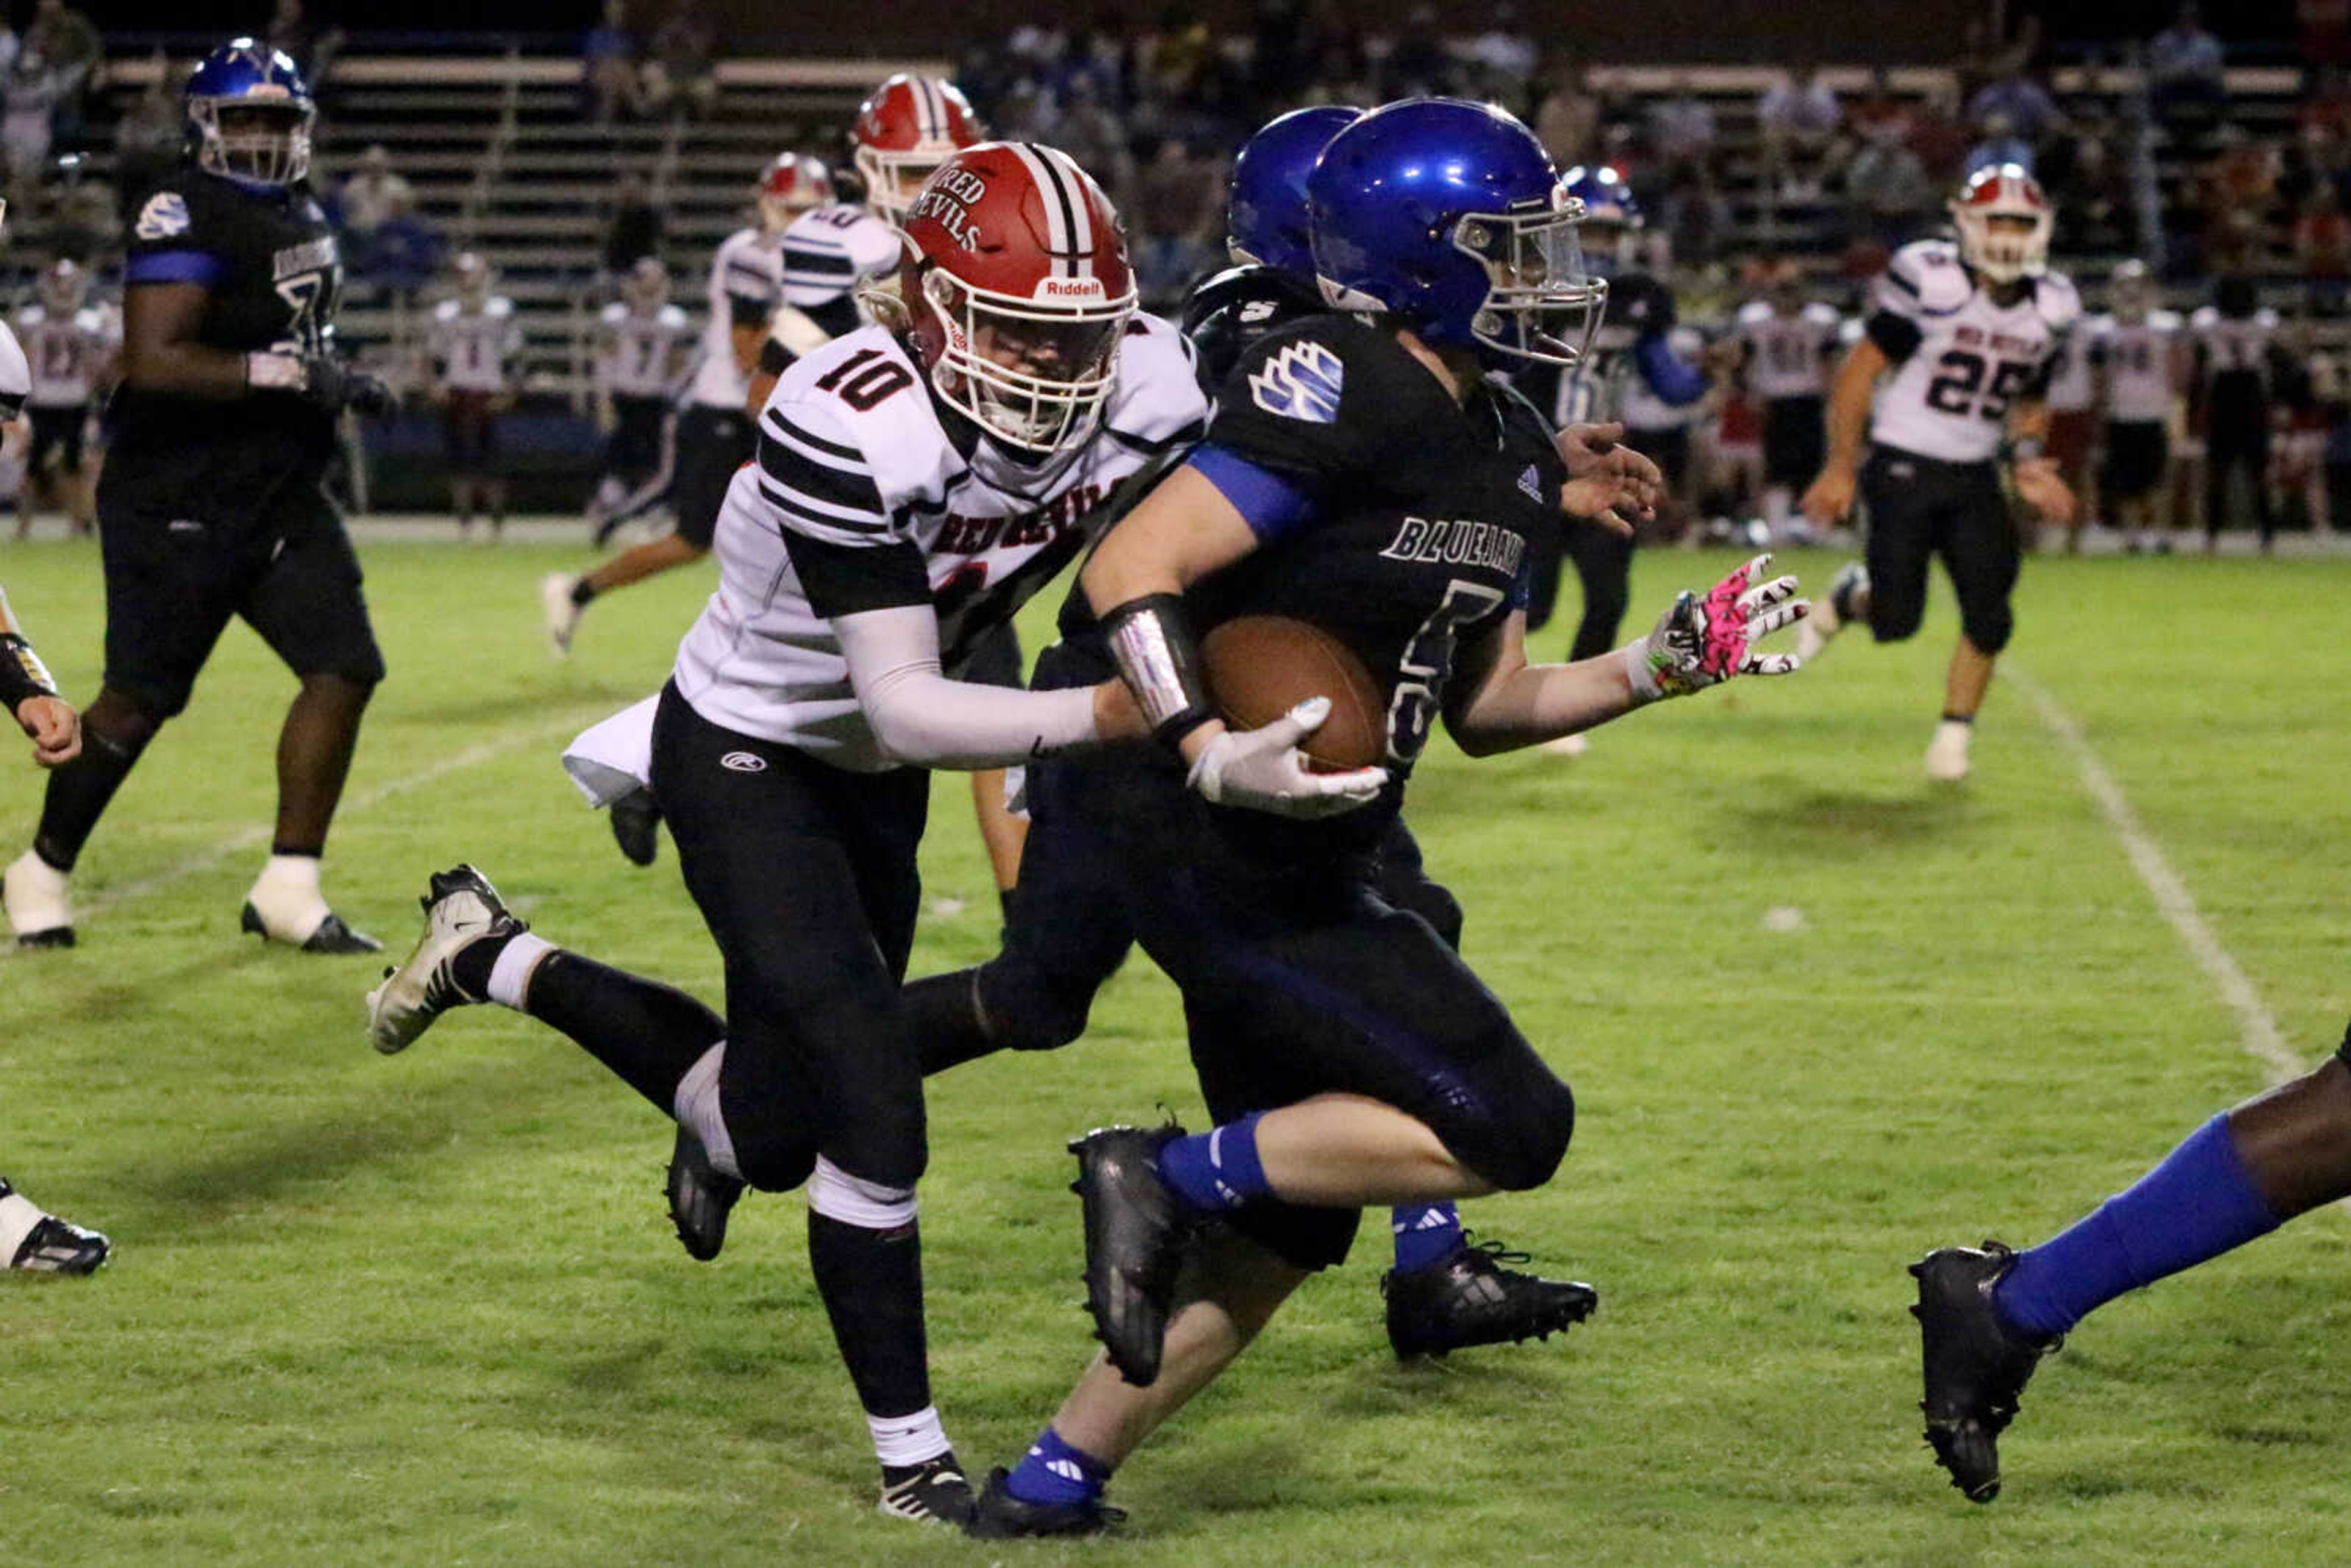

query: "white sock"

left=672, top=1043, right=743, bottom=1180
left=0, top=1187, right=47, bottom=1261
left=868, top=1405, right=951, bottom=1469
left=247, top=853, right=331, bottom=939
left=486, top=932, right=556, bottom=1010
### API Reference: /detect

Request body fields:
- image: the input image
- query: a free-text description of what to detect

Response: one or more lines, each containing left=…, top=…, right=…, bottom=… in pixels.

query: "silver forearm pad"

left=1101, top=593, right=1214, bottom=747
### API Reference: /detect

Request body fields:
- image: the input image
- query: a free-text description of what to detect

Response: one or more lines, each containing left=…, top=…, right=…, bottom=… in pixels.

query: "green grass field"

left=2, top=533, right=2347, bottom=1567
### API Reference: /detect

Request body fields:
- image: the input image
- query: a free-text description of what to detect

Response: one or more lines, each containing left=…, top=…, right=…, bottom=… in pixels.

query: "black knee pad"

left=1868, top=595, right=1925, bottom=645
left=732, top=1134, right=818, bottom=1195
left=1468, top=1070, right=1577, bottom=1192
left=302, top=665, right=384, bottom=700
left=976, top=958, right=1095, bottom=1052
left=1960, top=605, right=2014, bottom=656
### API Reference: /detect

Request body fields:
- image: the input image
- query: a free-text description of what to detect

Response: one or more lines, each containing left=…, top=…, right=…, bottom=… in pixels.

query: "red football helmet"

left=1950, top=163, right=2052, bottom=285
left=899, top=142, right=1136, bottom=455
left=852, top=73, right=984, bottom=224
left=758, top=152, right=835, bottom=231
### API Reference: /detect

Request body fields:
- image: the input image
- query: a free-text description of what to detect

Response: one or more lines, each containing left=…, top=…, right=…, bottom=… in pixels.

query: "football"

left=1200, top=615, right=1387, bottom=772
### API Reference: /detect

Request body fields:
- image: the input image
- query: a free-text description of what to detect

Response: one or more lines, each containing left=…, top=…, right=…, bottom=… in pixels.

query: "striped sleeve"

left=754, top=397, right=896, bottom=547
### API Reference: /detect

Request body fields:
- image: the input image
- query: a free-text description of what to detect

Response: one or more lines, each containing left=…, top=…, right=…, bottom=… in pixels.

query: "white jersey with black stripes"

left=2087, top=310, right=2183, bottom=424
left=1865, top=239, right=2079, bottom=465
left=779, top=204, right=904, bottom=313
left=596, top=300, right=691, bottom=398
left=670, top=316, right=1209, bottom=767
left=689, top=226, right=785, bottom=409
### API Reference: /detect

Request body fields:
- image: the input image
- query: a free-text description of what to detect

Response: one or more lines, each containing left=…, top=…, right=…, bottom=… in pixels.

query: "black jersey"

left=1179, top=263, right=1329, bottom=397
left=108, top=172, right=344, bottom=519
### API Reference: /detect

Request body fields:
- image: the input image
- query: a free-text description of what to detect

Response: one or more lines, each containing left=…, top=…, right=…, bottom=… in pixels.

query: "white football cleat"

left=542, top=574, right=583, bottom=659
left=1924, top=720, right=1973, bottom=783
left=4, top=850, right=74, bottom=948
left=1794, top=561, right=1867, bottom=662
left=366, top=863, right=525, bottom=1054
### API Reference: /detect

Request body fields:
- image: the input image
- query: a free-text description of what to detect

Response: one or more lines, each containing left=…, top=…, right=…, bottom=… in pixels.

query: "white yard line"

left=2011, top=667, right=2300, bottom=1084
left=4, top=715, right=593, bottom=952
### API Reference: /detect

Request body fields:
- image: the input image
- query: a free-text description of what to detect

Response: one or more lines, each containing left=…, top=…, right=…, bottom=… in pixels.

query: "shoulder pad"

left=659, top=304, right=689, bottom=330
left=599, top=301, right=627, bottom=324
left=2032, top=271, right=2081, bottom=332
left=1104, top=313, right=1211, bottom=446
left=2189, top=306, right=2219, bottom=329
left=1734, top=299, right=1772, bottom=326
left=15, top=306, right=42, bottom=328
left=432, top=298, right=460, bottom=321
left=770, top=327, right=954, bottom=508
left=1888, top=241, right=1972, bottom=315
left=2255, top=307, right=2281, bottom=329
left=2148, top=309, right=2183, bottom=331
left=1801, top=301, right=1843, bottom=327
left=487, top=296, right=516, bottom=319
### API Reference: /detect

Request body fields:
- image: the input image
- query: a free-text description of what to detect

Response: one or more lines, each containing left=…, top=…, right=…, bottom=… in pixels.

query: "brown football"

left=1201, top=615, right=1387, bottom=772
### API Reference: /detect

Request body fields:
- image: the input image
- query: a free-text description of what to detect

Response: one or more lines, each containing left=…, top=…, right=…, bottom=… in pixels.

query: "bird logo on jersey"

left=1247, top=339, right=1345, bottom=424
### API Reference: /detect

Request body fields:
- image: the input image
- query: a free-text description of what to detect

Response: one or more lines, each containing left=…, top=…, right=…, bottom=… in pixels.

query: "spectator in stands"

left=361, top=189, right=444, bottom=302
left=601, top=171, right=664, bottom=278
left=2148, top=2, right=2229, bottom=127
left=2200, top=125, right=2284, bottom=274
left=1906, top=81, right=1973, bottom=186
left=1054, top=78, right=1133, bottom=211
left=1464, top=2, right=1539, bottom=108
left=1758, top=62, right=1840, bottom=203
left=2301, top=64, right=2351, bottom=156
left=25, top=0, right=96, bottom=152
left=582, top=0, right=641, bottom=124
left=2295, top=181, right=2351, bottom=311
left=1535, top=58, right=1603, bottom=170
left=111, top=54, right=181, bottom=207
left=1, top=50, right=66, bottom=183
left=644, top=1, right=718, bottom=121
left=1381, top=6, right=1457, bottom=100
left=1130, top=136, right=1223, bottom=309
left=1657, top=160, right=1733, bottom=268
left=2304, top=0, right=2351, bottom=68
left=1966, top=64, right=2063, bottom=149
left=263, top=0, right=342, bottom=97
left=338, top=146, right=413, bottom=247
left=1846, top=68, right=1912, bottom=149
left=2049, top=122, right=2133, bottom=253
left=1844, top=124, right=1934, bottom=250
left=1646, top=74, right=1717, bottom=179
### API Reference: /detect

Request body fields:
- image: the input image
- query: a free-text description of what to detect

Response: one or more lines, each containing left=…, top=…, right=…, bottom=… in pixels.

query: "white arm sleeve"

left=834, top=604, right=1099, bottom=770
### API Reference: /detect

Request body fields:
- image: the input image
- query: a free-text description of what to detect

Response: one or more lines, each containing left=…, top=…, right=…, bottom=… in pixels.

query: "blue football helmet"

left=1307, top=99, right=1603, bottom=367
left=1559, top=163, right=1640, bottom=272
left=1226, top=104, right=1362, bottom=277
left=186, top=39, right=315, bottom=189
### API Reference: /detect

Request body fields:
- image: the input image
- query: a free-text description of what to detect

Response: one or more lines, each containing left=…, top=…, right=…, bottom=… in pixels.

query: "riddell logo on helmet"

left=1037, top=277, right=1106, bottom=300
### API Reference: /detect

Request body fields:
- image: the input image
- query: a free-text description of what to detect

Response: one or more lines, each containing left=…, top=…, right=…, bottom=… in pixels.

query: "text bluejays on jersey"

left=1248, top=339, right=1346, bottom=424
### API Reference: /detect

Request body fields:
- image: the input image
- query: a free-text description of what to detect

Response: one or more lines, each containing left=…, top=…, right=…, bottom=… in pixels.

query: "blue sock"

left=1995, top=1114, right=2280, bottom=1340
left=1389, top=1202, right=1464, bottom=1275
left=1156, top=1112, right=1271, bottom=1215
left=1003, top=1426, right=1111, bottom=1508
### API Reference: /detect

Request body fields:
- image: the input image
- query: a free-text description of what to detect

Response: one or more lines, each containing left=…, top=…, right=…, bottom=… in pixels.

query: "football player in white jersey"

left=584, top=256, right=690, bottom=542
left=1798, top=165, right=2080, bottom=782
left=2189, top=275, right=2285, bottom=552
left=542, top=154, right=828, bottom=653
left=369, top=142, right=1217, bottom=1527
left=426, top=252, right=523, bottom=539
left=2087, top=260, right=2185, bottom=553
left=14, top=258, right=119, bottom=539
left=1734, top=264, right=1842, bottom=539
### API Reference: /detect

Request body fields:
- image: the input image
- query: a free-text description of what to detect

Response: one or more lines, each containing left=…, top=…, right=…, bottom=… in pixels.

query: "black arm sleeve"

left=1864, top=309, right=1924, bottom=363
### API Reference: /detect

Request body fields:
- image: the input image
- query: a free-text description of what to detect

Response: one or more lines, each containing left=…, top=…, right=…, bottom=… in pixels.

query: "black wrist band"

left=0, top=632, right=58, bottom=710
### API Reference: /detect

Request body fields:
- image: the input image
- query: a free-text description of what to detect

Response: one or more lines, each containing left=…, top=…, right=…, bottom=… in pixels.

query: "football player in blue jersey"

left=903, top=102, right=1644, bottom=1363
left=966, top=99, right=1804, bottom=1538
left=2, top=40, right=394, bottom=955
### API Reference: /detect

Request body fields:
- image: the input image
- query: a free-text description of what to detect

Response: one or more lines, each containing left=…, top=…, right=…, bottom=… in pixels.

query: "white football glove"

left=1623, top=552, right=1808, bottom=702
left=1185, top=697, right=1390, bottom=820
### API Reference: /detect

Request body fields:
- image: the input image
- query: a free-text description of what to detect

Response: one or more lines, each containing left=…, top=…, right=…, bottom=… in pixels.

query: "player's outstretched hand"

left=1186, top=697, right=1390, bottom=820
left=2012, top=456, right=2076, bottom=525
left=1623, top=553, right=1807, bottom=702
left=14, top=694, right=80, bottom=767
left=1557, top=421, right=1662, bottom=536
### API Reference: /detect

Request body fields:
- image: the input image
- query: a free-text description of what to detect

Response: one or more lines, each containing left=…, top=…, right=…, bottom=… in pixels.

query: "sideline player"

left=541, top=153, right=829, bottom=654
left=2087, top=260, right=2183, bottom=553
left=2, top=40, right=394, bottom=953
left=583, top=255, right=690, bottom=544
left=902, top=103, right=1621, bottom=1360
left=962, top=100, right=1802, bottom=1537
left=1910, top=1015, right=2351, bottom=1502
left=2189, top=275, right=2284, bottom=553
left=13, top=258, right=118, bottom=539
left=0, top=321, right=111, bottom=1273
left=426, top=252, right=523, bottom=540
left=1733, top=262, right=1841, bottom=540
left=1796, top=164, right=2079, bottom=782
left=369, top=142, right=1214, bottom=1525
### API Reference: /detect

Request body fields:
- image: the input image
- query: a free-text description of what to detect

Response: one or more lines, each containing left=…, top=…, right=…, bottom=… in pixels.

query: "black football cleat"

left=877, top=1452, right=975, bottom=1526
left=1910, top=1241, right=2057, bottom=1502
left=14, top=926, right=73, bottom=950
left=965, top=1466, right=1125, bottom=1539
left=242, top=902, right=384, bottom=954
left=609, top=787, right=660, bottom=868
left=1383, top=1233, right=1599, bottom=1359
left=1068, top=1123, right=1193, bottom=1387
left=665, top=1123, right=744, bottom=1262
left=2, top=1180, right=111, bottom=1275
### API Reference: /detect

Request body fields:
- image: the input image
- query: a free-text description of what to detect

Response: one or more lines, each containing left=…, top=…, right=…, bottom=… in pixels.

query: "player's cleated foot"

left=242, top=902, right=383, bottom=953
left=965, top=1466, right=1125, bottom=1539
left=1383, top=1233, right=1599, bottom=1358
left=1539, top=731, right=1591, bottom=759
left=609, top=786, right=660, bottom=868
left=1068, top=1123, right=1193, bottom=1387
left=1, top=1179, right=110, bottom=1274
left=541, top=574, right=583, bottom=658
left=1793, top=560, right=1867, bottom=662
left=666, top=1122, right=744, bottom=1262
left=1910, top=1241, right=2057, bottom=1503
left=1924, top=719, right=1972, bottom=783
left=366, top=864, right=525, bottom=1054
left=877, top=1452, right=976, bottom=1527
left=4, top=850, right=74, bottom=948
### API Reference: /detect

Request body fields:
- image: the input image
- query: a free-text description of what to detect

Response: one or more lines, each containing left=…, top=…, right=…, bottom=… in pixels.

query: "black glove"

left=302, top=354, right=398, bottom=418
